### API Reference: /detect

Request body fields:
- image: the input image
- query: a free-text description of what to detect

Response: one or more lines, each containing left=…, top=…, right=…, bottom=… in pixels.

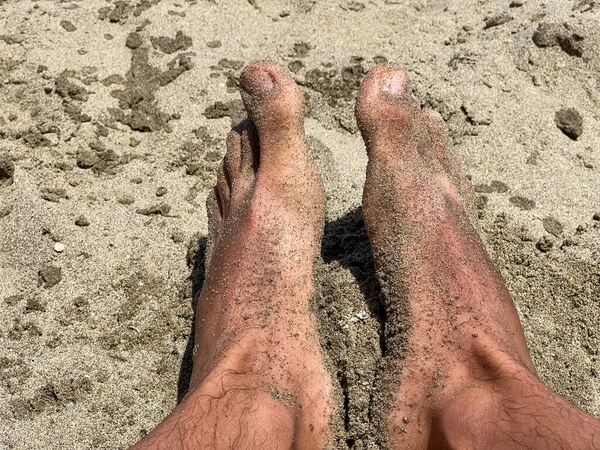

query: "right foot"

left=135, top=62, right=334, bottom=449
left=356, top=67, right=600, bottom=449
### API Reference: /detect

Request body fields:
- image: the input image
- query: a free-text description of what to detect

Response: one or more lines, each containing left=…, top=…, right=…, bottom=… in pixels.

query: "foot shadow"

left=176, top=235, right=208, bottom=403
left=321, top=206, right=385, bottom=353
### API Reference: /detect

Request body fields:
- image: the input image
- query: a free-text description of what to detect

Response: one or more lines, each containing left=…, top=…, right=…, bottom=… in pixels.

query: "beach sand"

left=0, top=0, right=599, bottom=448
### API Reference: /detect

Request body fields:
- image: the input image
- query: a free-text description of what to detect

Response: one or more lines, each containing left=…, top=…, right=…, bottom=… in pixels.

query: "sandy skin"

left=133, top=62, right=600, bottom=449
left=133, top=63, right=335, bottom=449
left=357, top=66, right=600, bottom=449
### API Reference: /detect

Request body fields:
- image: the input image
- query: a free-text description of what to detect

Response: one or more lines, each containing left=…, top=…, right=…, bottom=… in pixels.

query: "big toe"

left=355, top=66, right=422, bottom=156
left=240, top=62, right=306, bottom=164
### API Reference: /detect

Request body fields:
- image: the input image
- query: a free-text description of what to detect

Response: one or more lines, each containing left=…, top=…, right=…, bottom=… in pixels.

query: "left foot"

left=356, top=66, right=600, bottom=450
left=134, top=62, right=334, bottom=449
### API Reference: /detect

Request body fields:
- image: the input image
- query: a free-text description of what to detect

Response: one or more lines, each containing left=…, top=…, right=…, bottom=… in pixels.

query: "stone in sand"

left=60, top=20, right=77, bottom=32
left=288, top=60, right=305, bottom=73
left=39, top=265, right=62, bottom=288
left=76, top=148, right=99, bottom=169
left=536, top=236, right=554, bottom=253
left=510, top=196, right=536, bottom=211
left=136, top=203, right=171, bottom=216
left=126, top=32, right=143, bottom=50
left=75, top=216, right=90, bottom=227
left=555, top=108, right=583, bottom=140
left=484, top=13, right=513, bottom=29
left=26, top=296, right=47, bottom=313
left=118, top=194, right=135, bottom=205
left=543, top=216, right=563, bottom=237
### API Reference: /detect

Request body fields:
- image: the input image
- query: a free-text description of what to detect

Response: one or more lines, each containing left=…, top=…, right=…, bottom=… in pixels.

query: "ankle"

left=431, top=385, right=497, bottom=450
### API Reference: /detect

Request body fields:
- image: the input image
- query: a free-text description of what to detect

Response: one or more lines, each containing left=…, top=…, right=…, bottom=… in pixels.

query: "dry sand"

left=0, top=0, right=599, bottom=448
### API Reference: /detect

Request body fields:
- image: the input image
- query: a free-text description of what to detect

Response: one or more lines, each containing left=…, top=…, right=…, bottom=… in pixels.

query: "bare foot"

left=356, top=66, right=600, bottom=449
left=134, top=62, right=334, bottom=449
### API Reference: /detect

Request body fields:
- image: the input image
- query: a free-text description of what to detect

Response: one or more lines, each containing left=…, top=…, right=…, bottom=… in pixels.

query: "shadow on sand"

left=176, top=207, right=384, bottom=405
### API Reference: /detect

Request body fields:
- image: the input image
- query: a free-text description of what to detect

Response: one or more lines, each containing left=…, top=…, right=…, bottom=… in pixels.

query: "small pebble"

left=536, top=236, right=554, bottom=253
left=54, top=242, right=65, bottom=253
left=75, top=215, right=90, bottom=227
left=25, top=296, right=46, bottom=312
left=171, top=229, right=185, bottom=243
left=39, top=265, right=62, bottom=288
left=136, top=202, right=171, bottom=216
left=118, top=194, right=135, bottom=205
left=403, top=417, right=410, bottom=424
left=288, top=60, right=305, bottom=73
left=484, top=13, right=513, bottom=29
left=593, top=212, right=600, bottom=221
left=555, top=108, right=584, bottom=140
left=125, top=32, right=143, bottom=50
left=76, top=148, right=98, bottom=169
left=60, top=20, right=77, bottom=32
left=156, top=186, right=168, bottom=197
left=542, top=216, right=563, bottom=237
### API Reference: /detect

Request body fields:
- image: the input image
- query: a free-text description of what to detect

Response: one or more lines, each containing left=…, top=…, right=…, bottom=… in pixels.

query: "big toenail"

left=243, top=68, right=275, bottom=96
left=381, top=71, right=406, bottom=95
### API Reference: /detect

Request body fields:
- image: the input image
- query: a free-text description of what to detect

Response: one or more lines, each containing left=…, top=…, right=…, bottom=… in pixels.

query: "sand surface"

left=1, top=0, right=599, bottom=448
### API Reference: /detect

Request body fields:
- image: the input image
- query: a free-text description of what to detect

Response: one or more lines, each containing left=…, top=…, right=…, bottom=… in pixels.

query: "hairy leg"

left=133, top=62, right=334, bottom=450
left=356, top=66, right=600, bottom=450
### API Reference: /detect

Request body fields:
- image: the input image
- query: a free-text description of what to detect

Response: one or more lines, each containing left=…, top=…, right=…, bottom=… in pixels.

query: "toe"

left=227, top=120, right=259, bottom=208
left=206, top=189, right=222, bottom=235
left=225, top=128, right=243, bottom=181
left=236, top=119, right=260, bottom=175
left=215, top=165, right=230, bottom=215
left=422, top=110, right=477, bottom=211
left=422, top=110, right=459, bottom=181
left=239, top=62, right=306, bottom=166
left=356, top=66, right=422, bottom=159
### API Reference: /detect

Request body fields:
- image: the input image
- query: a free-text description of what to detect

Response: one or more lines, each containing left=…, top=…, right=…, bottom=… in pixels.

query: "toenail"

left=381, top=70, right=406, bottom=95
left=242, top=68, right=275, bottom=96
